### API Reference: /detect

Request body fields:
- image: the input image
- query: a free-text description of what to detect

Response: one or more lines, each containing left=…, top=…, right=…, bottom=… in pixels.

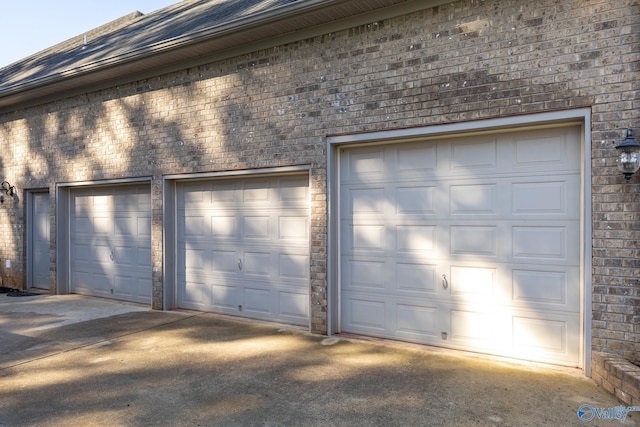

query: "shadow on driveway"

left=0, top=295, right=632, bottom=426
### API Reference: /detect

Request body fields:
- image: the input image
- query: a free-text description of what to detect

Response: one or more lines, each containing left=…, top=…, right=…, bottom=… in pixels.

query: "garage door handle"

left=442, top=274, right=448, bottom=289
left=110, top=251, right=114, bottom=261
left=238, top=259, right=243, bottom=271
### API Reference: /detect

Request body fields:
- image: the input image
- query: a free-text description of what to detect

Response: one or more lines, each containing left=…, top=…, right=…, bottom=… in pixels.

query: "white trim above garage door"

left=69, top=184, right=152, bottom=304
left=328, top=110, right=591, bottom=369
left=174, top=173, right=310, bottom=326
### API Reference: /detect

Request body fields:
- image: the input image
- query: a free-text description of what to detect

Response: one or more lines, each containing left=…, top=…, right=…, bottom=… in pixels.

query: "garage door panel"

left=113, top=193, right=136, bottom=210
left=511, top=313, right=580, bottom=361
left=346, top=259, right=386, bottom=290
left=211, top=284, right=238, bottom=311
left=396, top=262, right=438, bottom=294
left=113, top=274, right=136, bottom=298
left=396, top=186, right=436, bottom=215
left=211, top=216, right=237, bottom=238
left=211, top=182, right=236, bottom=203
left=91, top=243, right=113, bottom=264
left=340, top=126, right=582, bottom=367
left=137, top=247, right=152, bottom=266
left=396, top=303, right=439, bottom=338
left=279, top=290, right=309, bottom=320
left=243, top=179, right=271, bottom=203
left=343, top=257, right=440, bottom=296
left=350, top=224, right=385, bottom=252
left=439, top=262, right=578, bottom=312
left=512, top=270, right=566, bottom=305
left=113, top=245, right=142, bottom=266
left=182, top=215, right=206, bottom=237
left=211, top=250, right=238, bottom=273
left=91, top=216, right=113, bottom=235
left=278, top=176, right=310, bottom=203
left=343, top=148, right=386, bottom=181
left=445, top=305, right=579, bottom=363
left=450, top=309, right=497, bottom=347
left=343, top=222, right=447, bottom=257
left=395, top=143, right=437, bottom=174
left=243, top=288, right=271, bottom=314
left=138, top=216, right=152, bottom=237
left=349, top=187, right=386, bottom=215
left=92, top=194, right=112, bottom=209
left=73, top=271, right=111, bottom=295
left=278, top=216, right=309, bottom=241
left=243, top=251, right=271, bottom=276
left=73, top=217, right=94, bottom=235
left=513, top=316, right=567, bottom=353
left=512, top=179, right=576, bottom=216
left=114, top=215, right=150, bottom=238
left=71, top=270, right=92, bottom=291
left=179, top=278, right=211, bottom=309
left=184, top=248, right=207, bottom=271
left=181, top=184, right=208, bottom=204
left=243, top=216, right=270, bottom=239
left=512, top=266, right=580, bottom=312
left=512, top=130, right=578, bottom=169
left=451, top=138, right=499, bottom=172
left=513, top=226, right=565, bottom=259
left=72, top=243, right=91, bottom=262
left=449, top=265, right=496, bottom=298
left=184, top=265, right=228, bottom=286
left=279, top=253, right=309, bottom=279
left=512, top=223, right=579, bottom=263
left=343, top=296, right=386, bottom=332
left=73, top=194, right=93, bottom=208
left=450, top=225, right=497, bottom=257
left=396, top=225, right=437, bottom=253
left=450, top=183, right=497, bottom=215
left=92, top=274, right=112, bottom=294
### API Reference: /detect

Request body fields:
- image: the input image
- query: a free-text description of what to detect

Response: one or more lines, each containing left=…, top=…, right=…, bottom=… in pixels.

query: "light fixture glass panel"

left=617, top=151, right=640, bottom=175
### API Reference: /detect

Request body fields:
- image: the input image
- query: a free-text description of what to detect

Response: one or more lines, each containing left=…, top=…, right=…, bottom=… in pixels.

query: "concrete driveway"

left=0, top=294, right=634, bottom=426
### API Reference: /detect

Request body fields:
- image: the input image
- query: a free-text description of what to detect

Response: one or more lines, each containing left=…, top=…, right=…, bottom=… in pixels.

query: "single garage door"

left=340, top=126, right=582, bottom=367
left=176, top=174, right=310, bottom=326
left=30, top=192, right=51, bottom=290
left=70, top=185, right=152, bottom=304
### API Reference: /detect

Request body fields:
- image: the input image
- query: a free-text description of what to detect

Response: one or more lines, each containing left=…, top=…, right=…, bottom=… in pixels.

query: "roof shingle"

left=0, top=0, right=300, bottom=93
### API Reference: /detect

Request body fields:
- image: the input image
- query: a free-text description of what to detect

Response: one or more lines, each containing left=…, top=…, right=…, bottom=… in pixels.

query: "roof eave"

left=0, top=0, right=451, bottom=113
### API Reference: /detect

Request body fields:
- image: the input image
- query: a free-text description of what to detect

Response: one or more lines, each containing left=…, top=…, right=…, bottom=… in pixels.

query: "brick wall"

left=592, top=352, right=640, bottom=405
left=0, top=0, right=638, bottom=349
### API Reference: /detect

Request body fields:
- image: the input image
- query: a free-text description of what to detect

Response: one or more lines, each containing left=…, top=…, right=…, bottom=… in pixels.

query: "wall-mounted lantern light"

left=0, top=181, right=18, bottom=203
left=615, top=129, right=640, bottom=181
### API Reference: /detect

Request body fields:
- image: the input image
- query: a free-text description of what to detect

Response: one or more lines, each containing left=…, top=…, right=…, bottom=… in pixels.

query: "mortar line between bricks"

left=0, top=312, right=203, bottom=371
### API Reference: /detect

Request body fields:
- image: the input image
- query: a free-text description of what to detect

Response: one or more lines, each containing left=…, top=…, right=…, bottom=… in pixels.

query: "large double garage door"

left=339, top=126, right=582, bottom=366
left=176, top=175, right=310, bottom=326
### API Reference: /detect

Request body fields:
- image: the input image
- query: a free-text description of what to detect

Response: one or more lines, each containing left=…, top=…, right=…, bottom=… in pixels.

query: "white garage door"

left=30, top=192, right=50, bottom=290
left=176, top=174, right=310, bottom=326
left=70, top=185, right=152, bottom=304
left=340, top=126, right=582, bottom=366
